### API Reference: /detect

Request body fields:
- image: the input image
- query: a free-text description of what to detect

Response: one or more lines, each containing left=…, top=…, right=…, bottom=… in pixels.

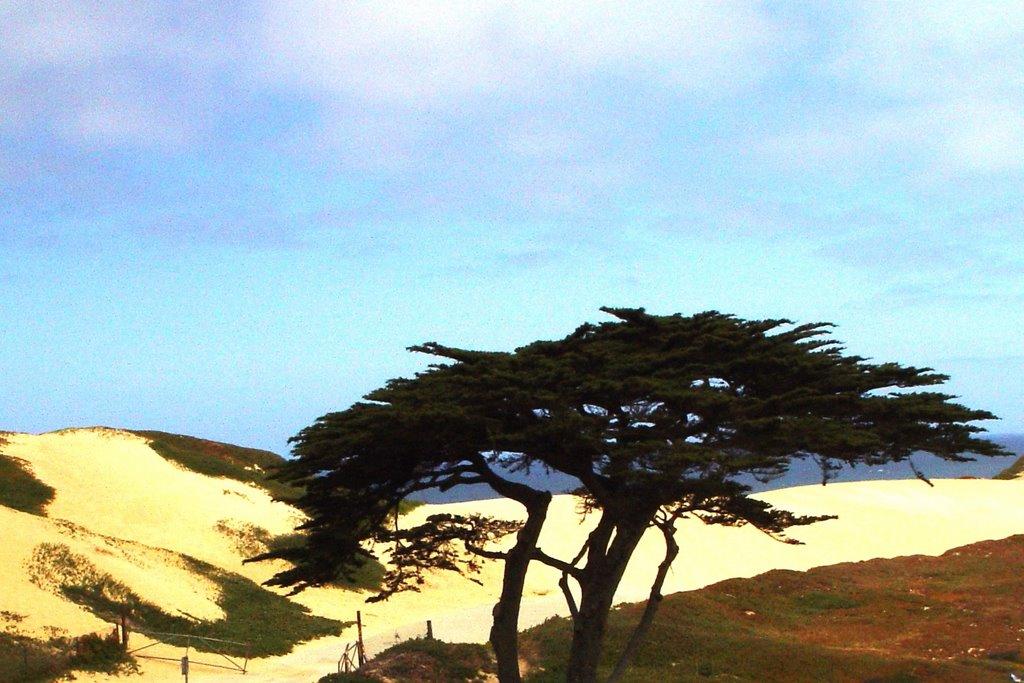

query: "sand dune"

left=4, top=428, right=1024, bottom=682
left=2, top=429, right=299, bottom=586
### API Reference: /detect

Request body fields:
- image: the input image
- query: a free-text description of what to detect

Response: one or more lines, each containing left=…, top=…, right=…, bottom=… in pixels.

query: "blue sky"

left=2, top=1, right=1022, bottom=453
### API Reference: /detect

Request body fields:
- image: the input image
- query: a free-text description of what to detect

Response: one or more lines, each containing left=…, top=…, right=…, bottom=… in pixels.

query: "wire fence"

left=128, top=629, right=251, bottom=675
left=362, top=619, right=432, bottom=658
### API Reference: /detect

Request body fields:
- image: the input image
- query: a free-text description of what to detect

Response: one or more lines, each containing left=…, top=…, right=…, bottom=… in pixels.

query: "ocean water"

left=414, top=434, right=1024, bottom=504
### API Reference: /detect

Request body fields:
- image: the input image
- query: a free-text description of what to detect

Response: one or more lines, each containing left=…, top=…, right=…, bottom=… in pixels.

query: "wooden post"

left=426, top=620, right=433, bottom=640
left=356, top=610, right=366, bottom=667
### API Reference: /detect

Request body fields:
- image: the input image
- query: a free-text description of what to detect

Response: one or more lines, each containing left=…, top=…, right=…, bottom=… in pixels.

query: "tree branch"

left=466, top=451, right=548, bottom=505
left=465, top=542, right=509, bottom=561
left=531, top=549, right=583, bottom=579
left=908, top=457, right=935, bottom=487
left=559, top=571, right=579, bottom=623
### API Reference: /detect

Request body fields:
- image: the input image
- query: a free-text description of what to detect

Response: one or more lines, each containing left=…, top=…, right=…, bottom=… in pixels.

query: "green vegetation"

left=792, top=590, right=862, bottom=612
left=521, top=535, right=1024, bottom=682
left=28, top=543, right=344, bottom=657
left=318, top=673, right=381, bottom=683
left=0, top=439, right=55, bottom=515
left=319, top=639, right=495, bottom=682
left=214, top=520, right=273, bottom=557
left=131, top=430, right=302, bottom=500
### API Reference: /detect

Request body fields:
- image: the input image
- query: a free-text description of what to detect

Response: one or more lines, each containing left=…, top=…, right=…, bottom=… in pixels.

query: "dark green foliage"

left=264, top=532, right=387, bottom=591
left=30, top=543, right=343, bottom=657
left=260, top=308, right=1006, bottom=680
left=0, top=443, right=55, bottom=516
left=131, top=430, right=302, bottom=500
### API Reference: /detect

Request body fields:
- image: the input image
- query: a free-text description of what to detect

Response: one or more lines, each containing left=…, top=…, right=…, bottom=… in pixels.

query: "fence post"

left=426, top=620, right=433, bottom=640
left=356, top=611, right=366, bottom=666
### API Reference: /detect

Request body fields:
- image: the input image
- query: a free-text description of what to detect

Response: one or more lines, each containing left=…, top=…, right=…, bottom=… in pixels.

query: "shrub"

left=66, top=631, right=134, bottom=674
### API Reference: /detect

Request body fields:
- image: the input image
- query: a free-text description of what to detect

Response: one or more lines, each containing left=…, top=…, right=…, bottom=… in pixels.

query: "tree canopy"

left=255, top=308, right=1006, bottom=682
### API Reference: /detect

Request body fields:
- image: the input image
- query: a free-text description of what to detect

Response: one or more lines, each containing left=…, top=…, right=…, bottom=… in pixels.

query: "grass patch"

left=0, top=440, right=55, bottom=515
left=214, top=520, right=273, bottom=557
left=521, top=537, right=1024, bottom=682
left=793, top=590, right=862, bottom=612
left=28, top=543, right=344, bottom=657
left=318, top=673, right=381, bottom=683
left=131, top=430, right=302, bottom=500
left=322, top=639, right=495, bottom=682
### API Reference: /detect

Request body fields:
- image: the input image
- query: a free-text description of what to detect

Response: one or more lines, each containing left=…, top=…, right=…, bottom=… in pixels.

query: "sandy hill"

left=3, top=427, right=1024, bottom=681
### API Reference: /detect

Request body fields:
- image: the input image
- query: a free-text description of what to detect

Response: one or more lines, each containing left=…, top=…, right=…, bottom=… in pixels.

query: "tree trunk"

left=565, top=519, right=647, bottom=683
left=607, top=522, right=679, bottom=682
left=491, top=493, right=551, bottom=683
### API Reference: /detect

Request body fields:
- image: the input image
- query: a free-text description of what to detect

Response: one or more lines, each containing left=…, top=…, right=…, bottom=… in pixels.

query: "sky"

left=2, top=1, right=1023, bottom=454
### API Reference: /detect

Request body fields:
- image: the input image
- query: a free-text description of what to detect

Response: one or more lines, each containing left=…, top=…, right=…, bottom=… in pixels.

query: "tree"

left=254, top=308, right=1007, bottom=682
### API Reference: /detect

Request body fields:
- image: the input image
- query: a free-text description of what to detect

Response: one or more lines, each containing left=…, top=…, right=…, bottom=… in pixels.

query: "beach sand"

left=3, top=428, right=1023, bottom=681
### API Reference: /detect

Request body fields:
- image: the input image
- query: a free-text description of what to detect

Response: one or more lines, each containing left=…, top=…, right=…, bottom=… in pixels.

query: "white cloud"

left=939, top=101, right=1024, bottom=174
left=831, top=2, right=1024, bottom=100
left=257, top=1, right=785, bottom=106
left=767, top=1, right=1024, bottom=176
left=0, top=1, right=246, bottom=148
left=61, top=96, right=190, bottom=149
left=760, top=99, right=1024, bottom=177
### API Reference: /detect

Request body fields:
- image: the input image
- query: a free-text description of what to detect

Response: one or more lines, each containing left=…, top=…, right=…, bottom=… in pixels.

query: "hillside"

left=0, top=428, right=345, bottom=681
left=522, top=534, right=1024, bottom=682
left=994, top=434, right=1024, bottom=479
left=125, top=429, right=301, bottom=500
left=3, top=427, right=1024, bottom=681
